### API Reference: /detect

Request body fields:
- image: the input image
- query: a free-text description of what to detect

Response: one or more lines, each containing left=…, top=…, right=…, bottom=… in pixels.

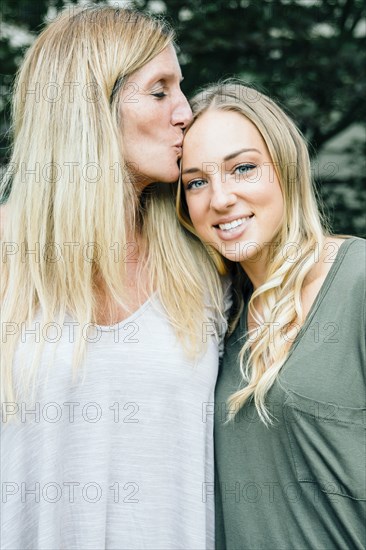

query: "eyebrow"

left=224, top=148, right=261, bottom=161
left=148, top=73, right=184, bottom=86
left=181, top=148, right=261, bottom=175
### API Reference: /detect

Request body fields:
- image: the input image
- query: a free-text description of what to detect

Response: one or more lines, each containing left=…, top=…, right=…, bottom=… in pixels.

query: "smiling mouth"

left=214, top=215, right=254, bottom=232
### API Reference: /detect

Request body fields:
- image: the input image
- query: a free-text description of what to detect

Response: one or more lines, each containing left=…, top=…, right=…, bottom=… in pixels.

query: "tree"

left=135, top=0, right=366, bottom=235
left=1, top=0, right=365, bottom=234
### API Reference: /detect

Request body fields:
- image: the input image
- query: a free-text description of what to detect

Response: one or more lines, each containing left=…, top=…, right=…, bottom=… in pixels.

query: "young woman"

left=179, top=80, right=365, bottom=549
left=0, top=7, right=228, bottom=549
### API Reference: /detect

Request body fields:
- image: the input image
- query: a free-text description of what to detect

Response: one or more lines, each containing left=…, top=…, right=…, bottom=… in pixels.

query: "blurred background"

left=1, top=0, right=365, bottom=236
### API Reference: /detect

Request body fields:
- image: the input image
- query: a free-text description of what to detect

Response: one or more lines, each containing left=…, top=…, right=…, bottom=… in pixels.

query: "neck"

left=239, top=248, right=269, bottom=290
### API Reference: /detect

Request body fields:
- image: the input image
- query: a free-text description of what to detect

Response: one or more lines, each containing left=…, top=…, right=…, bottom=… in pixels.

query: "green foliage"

left=136, top=0, right=366, bottom=236
left=136, top=0, right=366, bottom=150
left=1, top=0, right=365, bottom=235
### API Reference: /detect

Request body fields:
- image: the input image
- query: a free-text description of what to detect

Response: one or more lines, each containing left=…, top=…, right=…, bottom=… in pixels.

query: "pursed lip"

left=173, top=144, right=183, bottom=158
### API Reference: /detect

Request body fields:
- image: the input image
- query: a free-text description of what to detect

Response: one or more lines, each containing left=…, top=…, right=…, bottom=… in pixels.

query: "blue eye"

left=186, top=179, right=206, bottom=190
left=234, top=163, right=256, bottom=174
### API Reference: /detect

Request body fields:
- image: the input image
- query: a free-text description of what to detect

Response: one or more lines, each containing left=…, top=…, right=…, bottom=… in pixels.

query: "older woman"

left=0, top=7, right=228, bottom=549
left=179, top=80, right=365, bottom=550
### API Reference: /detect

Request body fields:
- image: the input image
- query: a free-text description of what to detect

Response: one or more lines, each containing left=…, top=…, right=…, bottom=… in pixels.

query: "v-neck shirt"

left=215, top=237, right=366, bottom=549
left=1, top=289, right=230, bottom=550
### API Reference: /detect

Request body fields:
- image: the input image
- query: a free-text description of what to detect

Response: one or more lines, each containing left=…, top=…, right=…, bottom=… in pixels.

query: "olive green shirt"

left=215, top=237, right=366, bottom=549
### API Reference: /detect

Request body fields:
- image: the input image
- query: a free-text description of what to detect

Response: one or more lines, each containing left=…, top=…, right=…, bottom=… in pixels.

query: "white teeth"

left=218, top=217, right=251, bottom=231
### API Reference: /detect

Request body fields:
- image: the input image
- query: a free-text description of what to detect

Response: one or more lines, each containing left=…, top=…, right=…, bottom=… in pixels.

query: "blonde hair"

left=177, top=80, right=327, bottom=423
left=1, top=5, right=224, bottom=405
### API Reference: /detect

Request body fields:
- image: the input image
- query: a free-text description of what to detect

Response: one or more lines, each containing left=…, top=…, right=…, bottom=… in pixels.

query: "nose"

left=171, top=91, right=193, bottom=130
left=210, top=182, right=237, bottom=211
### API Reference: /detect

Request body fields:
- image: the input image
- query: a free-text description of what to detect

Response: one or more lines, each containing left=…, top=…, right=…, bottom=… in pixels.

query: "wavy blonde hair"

left=1, top=6, right=224, bottom=405
left=177, top=80, right=327, bottom=423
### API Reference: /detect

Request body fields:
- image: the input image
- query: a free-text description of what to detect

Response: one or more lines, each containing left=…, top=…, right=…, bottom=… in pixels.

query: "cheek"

left=263, top=183, right=285, bottom=229
left=254, top=179, right=284, bottom=212
left=185, top=196, right=196, bottom=221
left=186, top=197, right=204, bottom=230
left=123, top=104, right=157, bottom=139
left=272, top=184, right=285, bottom=218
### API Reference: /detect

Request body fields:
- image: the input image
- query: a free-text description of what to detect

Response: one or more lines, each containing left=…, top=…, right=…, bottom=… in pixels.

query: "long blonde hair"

left=177, top=80, right=327, bottom=423
left=1, top=6, right=224, bottom=404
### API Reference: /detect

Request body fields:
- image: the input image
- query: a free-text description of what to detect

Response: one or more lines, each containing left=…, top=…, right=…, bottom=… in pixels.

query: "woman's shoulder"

left=322, top=236, right=365, bottom=301
left=300, top=236, right=364, bottom=319
left=314, top=236, right=365, bottom=280
left=340, top=235, right=366, bottom=254
left=332, top=236, right=365, bottom=278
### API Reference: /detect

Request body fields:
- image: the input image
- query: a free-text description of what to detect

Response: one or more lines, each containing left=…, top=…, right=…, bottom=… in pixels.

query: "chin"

left=159, top=167, right=180, bottom=184
left=138, top=172, right=178, bottom=189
